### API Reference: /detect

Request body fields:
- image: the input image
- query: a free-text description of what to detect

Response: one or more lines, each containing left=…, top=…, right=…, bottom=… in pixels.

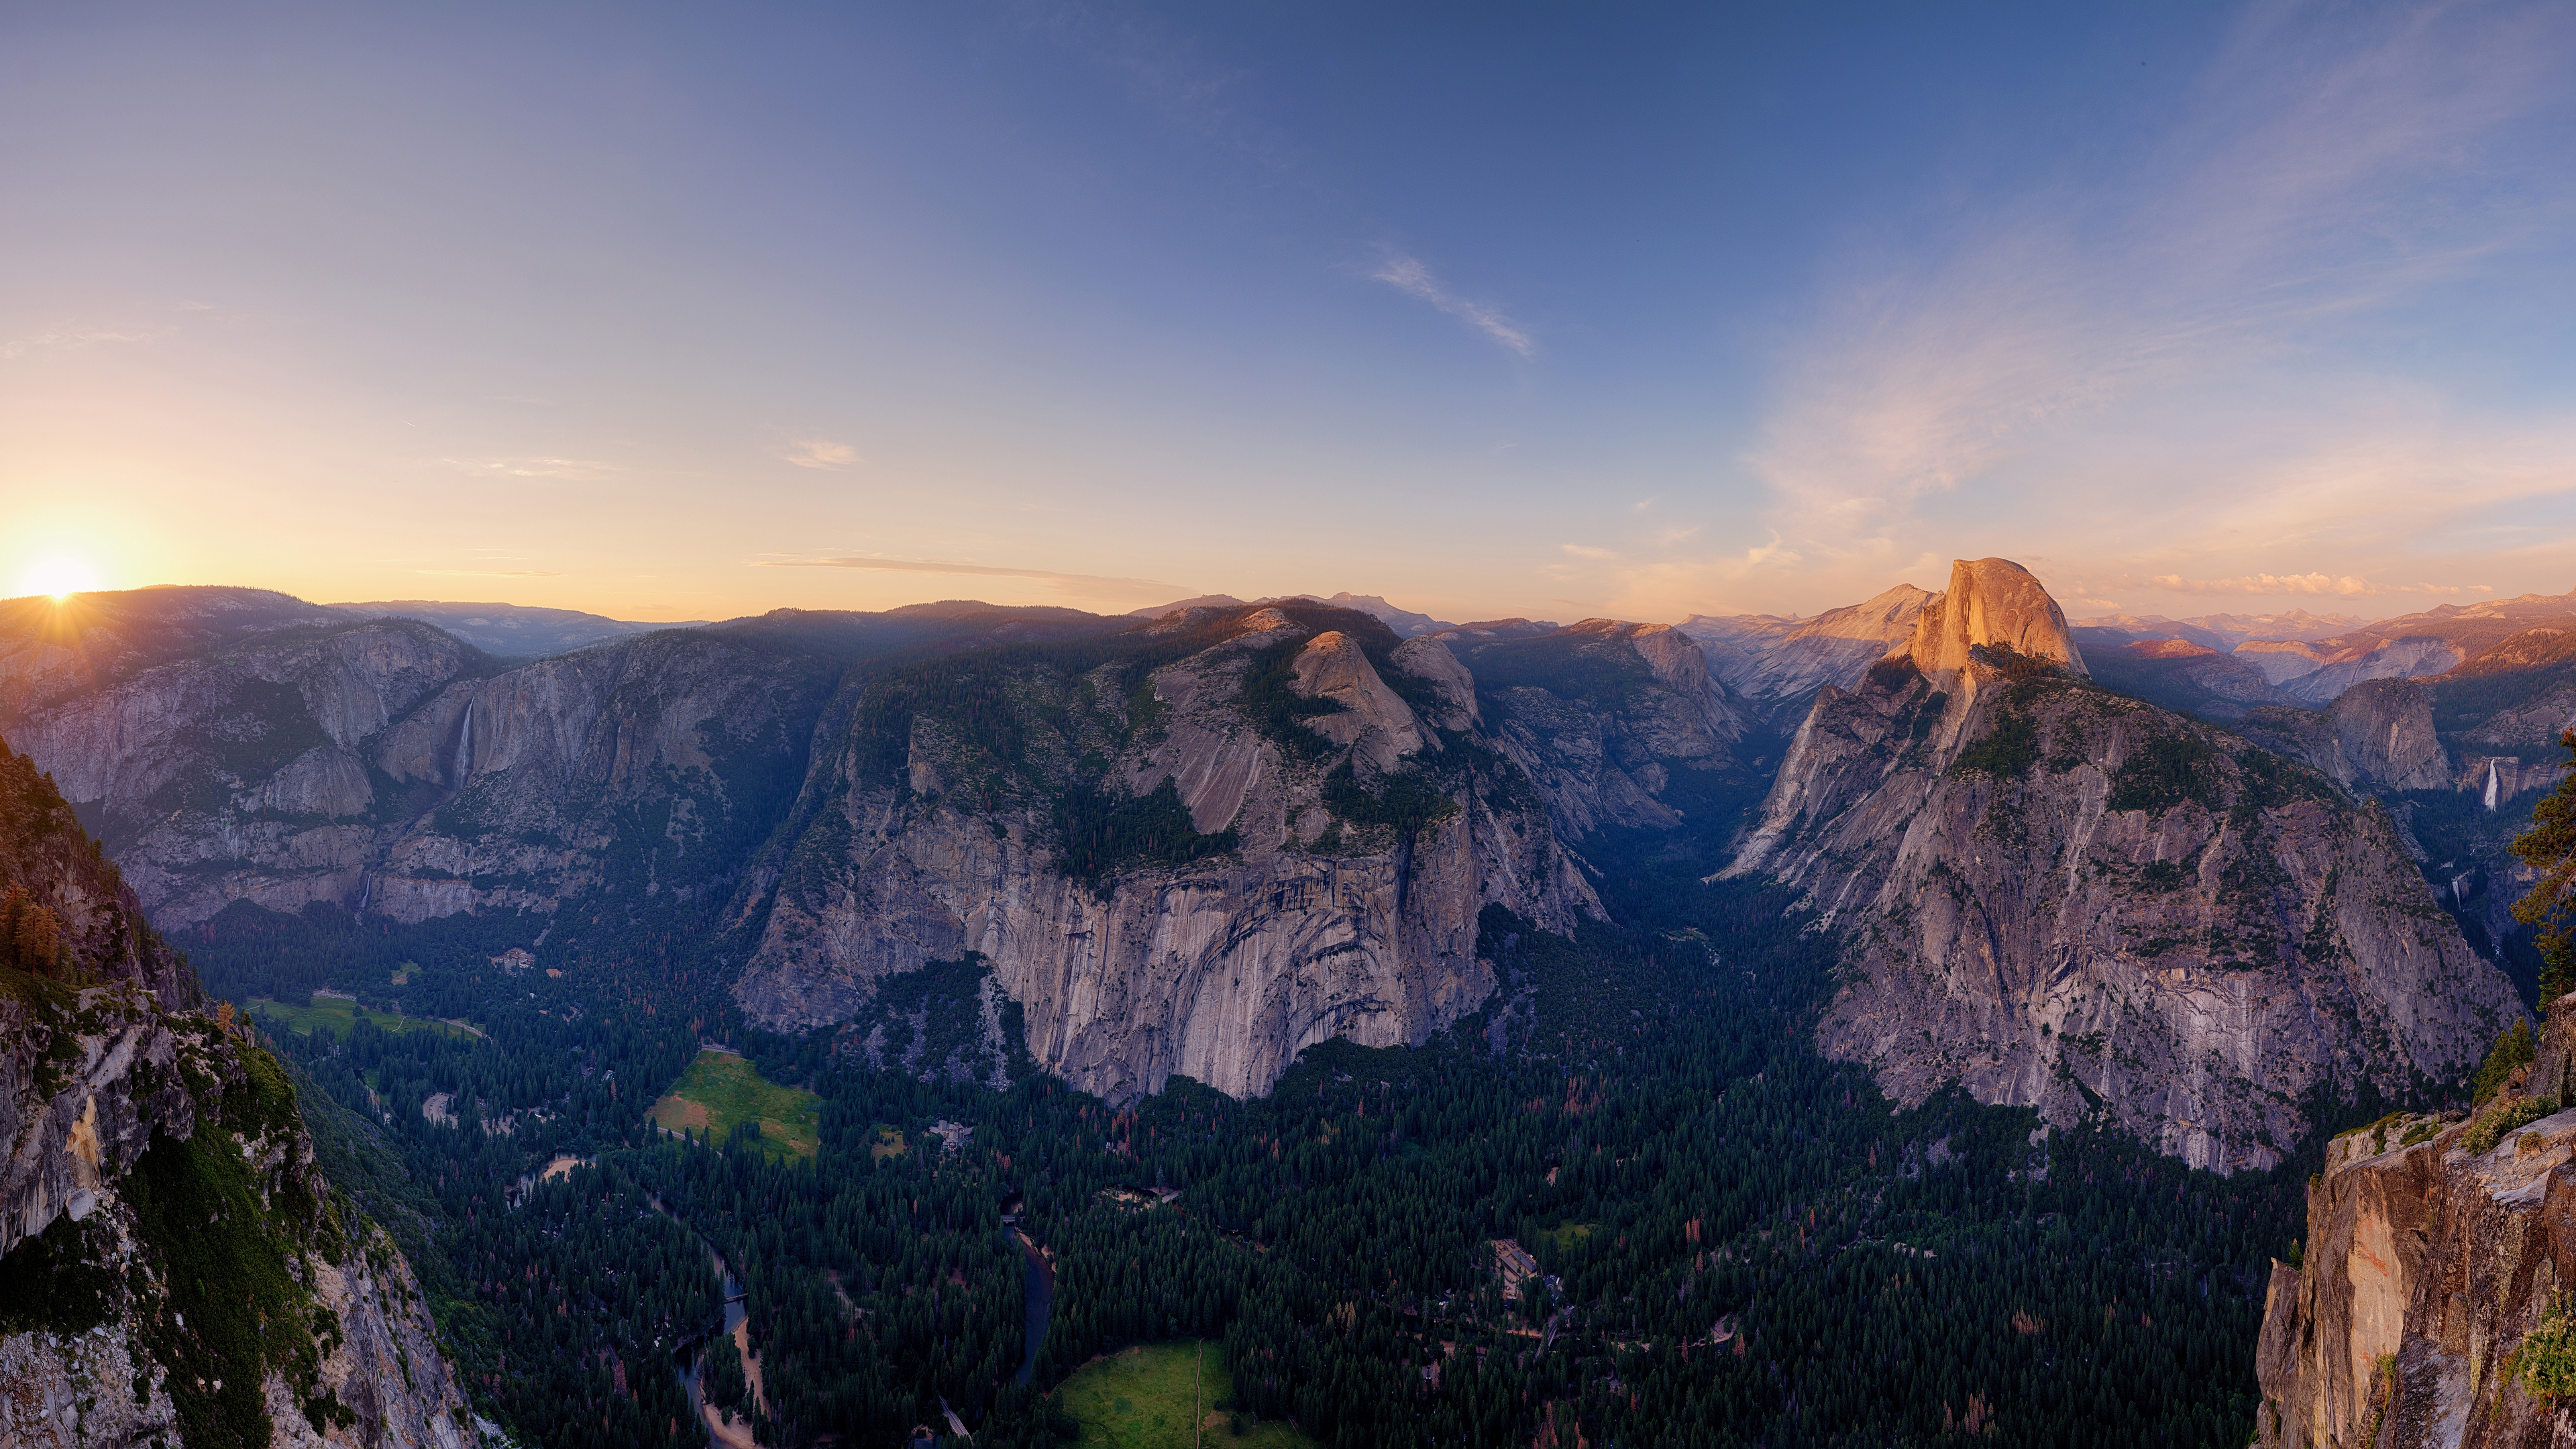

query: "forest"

left=198, top=804, right=2349, bottom=1449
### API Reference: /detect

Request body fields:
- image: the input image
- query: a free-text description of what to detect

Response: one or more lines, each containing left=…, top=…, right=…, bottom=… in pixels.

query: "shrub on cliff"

left=2515, top=1294, right=2576, bottom=1401
left=2463, top=1095, right=2558, bottom=1155
left=2512, top=727, right=2576, bottom=1008
left=2475, top=1018, right=2538, bottom=1107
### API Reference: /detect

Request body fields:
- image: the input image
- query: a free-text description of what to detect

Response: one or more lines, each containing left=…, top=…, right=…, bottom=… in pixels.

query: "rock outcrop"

left=2284, top=637, right=2467, bottom=706
left=0, top=737, right=473, bottom=1448
left=1680, top=584, right=1933, bottom=719
left=2233, top=680, right=2455, bottom=794
left=2237, top=639, right=2333, bottom=686
left=1903, top=558, right=2088, bottom=686
left=1727, top=559, right=2517, bottom=1169
left=2254, top=1006, right=2576, bottom=1448
left=729, top=604, right=1595, bottom=1102
left=1440, top=619, right=1751, bottom=841
left=0, top=591, right=1095, bottom=928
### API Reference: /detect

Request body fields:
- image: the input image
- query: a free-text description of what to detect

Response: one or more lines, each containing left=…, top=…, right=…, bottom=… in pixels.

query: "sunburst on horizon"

left=17, top=557, right=101, bottom=601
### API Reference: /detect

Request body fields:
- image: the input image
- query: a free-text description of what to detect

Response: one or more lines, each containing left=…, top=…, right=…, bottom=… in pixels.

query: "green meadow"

left=248, top=993, right=477, bottom=1041
left=648, top=1049, right=823, bottom=1159
left=1057, top=1342, right=1315, bottom=1449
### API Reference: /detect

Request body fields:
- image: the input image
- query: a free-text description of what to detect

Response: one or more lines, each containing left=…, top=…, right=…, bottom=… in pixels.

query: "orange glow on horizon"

left=17, top=557, right=101, bottom=601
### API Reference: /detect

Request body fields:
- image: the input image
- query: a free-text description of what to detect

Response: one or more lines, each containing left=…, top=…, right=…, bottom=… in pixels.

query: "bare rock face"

left=2327, top=681, right=2455, bottom=792
left=1441, top=619, right=1750, bottom=841
left=2234, top=681, right=2453, bottom=794
left=2255, top=1009, right=2576, bottom=1448
left=1289, top=631, right=1430, bottom=771
left=2236, top=639, right=2332, bottom=686
left=729, top=605, right=1594, bottom=1102
left=0, top=591, right=845, bottom=928
left=1389, top=635, right=1479, bottom=731
left=2283, top=637, right=2465, bottom=706
left=1728, top=570, right=2514, bottom=1170
left=0, top=738, right=472, bottom=1448
left=1680, top=584, right=1934, bottom=720
left=1904, top=558, right=2087, bottom=688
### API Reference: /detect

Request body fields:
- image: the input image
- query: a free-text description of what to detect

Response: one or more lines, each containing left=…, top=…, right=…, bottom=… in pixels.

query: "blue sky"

left=4, top=1, right=2572, bottom=624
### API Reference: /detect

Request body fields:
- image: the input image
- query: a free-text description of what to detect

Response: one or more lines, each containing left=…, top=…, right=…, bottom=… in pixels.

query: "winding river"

left=1011, top=1226, right=1055, bottom=1387
left=649, top=1196, right=753, bottom=1449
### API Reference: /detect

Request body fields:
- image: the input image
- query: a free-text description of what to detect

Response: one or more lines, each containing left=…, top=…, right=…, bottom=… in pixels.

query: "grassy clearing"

left=649, top=1049, right=822, bottom=1159
left=248, top=994, right=476, bottom=1041
left=1057, top=1342, right=1314, bottom=1449
left=1538, top=1222, right=1597, bottom=1252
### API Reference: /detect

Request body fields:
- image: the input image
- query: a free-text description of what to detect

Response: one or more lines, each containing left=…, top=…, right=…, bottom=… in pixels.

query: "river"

left=1011, top=1226, right=1055, bottom=1387
left=650, top=1196, right=754, bottom=1449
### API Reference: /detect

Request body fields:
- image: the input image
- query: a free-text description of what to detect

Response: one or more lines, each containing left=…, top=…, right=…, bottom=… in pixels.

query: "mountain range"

left=5, top=561, right=2565, bottom=1159
left=10, top=559, right=2576, bottom=1446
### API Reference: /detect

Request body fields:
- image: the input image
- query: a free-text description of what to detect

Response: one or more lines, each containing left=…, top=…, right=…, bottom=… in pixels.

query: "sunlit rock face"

left=2255, top=1010, right=2576, bottom=1449
left=1681, top=584, right=1932, bottom=721
left=1729, top=559, right=2515, bottom=1171
left=1904, top=557, right=2088, bottom=688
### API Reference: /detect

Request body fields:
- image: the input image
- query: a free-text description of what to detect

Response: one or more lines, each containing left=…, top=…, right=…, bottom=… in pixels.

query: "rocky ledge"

left=2257, top=1004, right=2576, bottom=1448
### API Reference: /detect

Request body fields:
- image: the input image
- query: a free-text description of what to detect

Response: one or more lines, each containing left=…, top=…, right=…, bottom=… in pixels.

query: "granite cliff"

left=1727, top=559, right=2518, bottom=1169
left=2254, top=1005, right=2576, bottom=1448
left=1678, top=584, right=1931, bottom=720
left=2233, top=680, right=2457, bottom=794
left=0, top=591, right=1106, bottom=928
left=727, top=603, right=1594, bottom=1102
left=0, top=737, right=472, bottom=1448
left=1436, top=617, right=1753, bottom=841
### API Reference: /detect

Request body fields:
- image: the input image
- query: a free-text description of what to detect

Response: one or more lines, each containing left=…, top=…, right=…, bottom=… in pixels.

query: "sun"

left=19, top=557, right=101, bottom=601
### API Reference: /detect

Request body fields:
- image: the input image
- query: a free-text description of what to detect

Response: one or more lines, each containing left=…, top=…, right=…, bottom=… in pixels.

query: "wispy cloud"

left=417, top=568, right=563, bottom=578
left=782, top=439, right=861, bottom=471
left=2127, top=572, right=2497, bottom=598
left=1371, top=254, right=1534, bottom=356
left=1, top=325, right=152, bottom=360
left=2141, top=572, right=2372, bottom=596
left=758, top=553, right=1184, bottom=599
left=443, top=457, right=619, bottom=481
left=1739, top=0, right=2576, bottom=605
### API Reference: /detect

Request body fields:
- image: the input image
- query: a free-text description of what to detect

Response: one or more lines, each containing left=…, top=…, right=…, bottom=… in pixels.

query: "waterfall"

left=2485, top=759, right=2500, bottom=812
left=453, top=700, right=475, bottom=784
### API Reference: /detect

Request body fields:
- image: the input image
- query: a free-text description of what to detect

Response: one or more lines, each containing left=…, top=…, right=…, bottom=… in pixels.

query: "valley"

left=3, top=562, right=2571, bottom=1448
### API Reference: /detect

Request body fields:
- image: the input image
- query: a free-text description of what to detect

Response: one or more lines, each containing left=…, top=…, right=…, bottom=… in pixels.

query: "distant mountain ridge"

left=329, top=598, right=705, bottom=657
left=1677, top=584, right=1932, bottom=720
left=2071, top=608, right=2366, bottom=649
left=1129, top=592, right=1460, bottom=639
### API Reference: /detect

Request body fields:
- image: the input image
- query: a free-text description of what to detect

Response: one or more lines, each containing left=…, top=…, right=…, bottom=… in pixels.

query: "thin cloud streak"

left=1371, top=254, right=1534, bottom=356
left=759, top=554, right=1185, bottom=597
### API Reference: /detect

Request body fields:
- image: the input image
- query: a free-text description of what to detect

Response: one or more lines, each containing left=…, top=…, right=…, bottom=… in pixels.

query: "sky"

left=3, top=1, right=2573, bottom=627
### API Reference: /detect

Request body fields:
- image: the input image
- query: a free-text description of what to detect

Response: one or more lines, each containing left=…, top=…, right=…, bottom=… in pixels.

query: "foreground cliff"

left=1728, top=559, right=2518, bottom=1169
left=730, top=603, right=1595, bottom=1102
left=0, top=737, right=472, bottom=1448
left=2255, top=1008, right=2576, bottom=1448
